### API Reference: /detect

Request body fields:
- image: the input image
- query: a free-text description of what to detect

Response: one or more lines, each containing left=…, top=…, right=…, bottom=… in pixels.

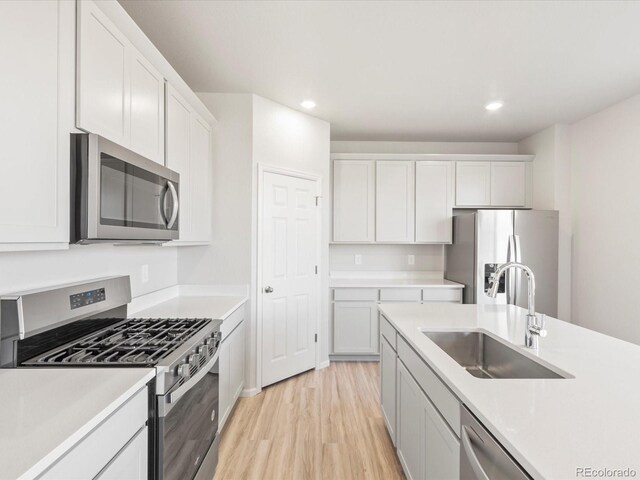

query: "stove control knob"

left=189, top=353, right=201, bottom=366
left=196, top=345, right=208, bottom=358
left=177, top=363, right=191, bottom=379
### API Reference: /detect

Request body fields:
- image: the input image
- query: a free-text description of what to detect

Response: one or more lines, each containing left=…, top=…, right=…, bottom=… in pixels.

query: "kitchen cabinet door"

left=424, top=395, right=459, bottom=480
left=397, top=360, right=460, bottom=480
left=189, top=112, right=213, bottom=242
left=130, top=50, right=165, bottom=165
left=0, top=0, right=74, bottom=249
left=491, top=161, right=527, bottom=207
left=229, top=319, right=246, bottom=404
left=397, top=361, right=426, bottom=480
left=165, top=84, right=212, bottom=244
left=219, top=319, right=245, bottom=432
left=165, top=85, right=192, bottom=241
left=96, top=426, right=148, bottom=480
left=333, top=302, right=379, bottom=354
left=77, top=0, right=131, bottom=145
left=455, top=161, right=491, bottom=207
left=415, top=161, right=454, bottom=243
left=333, top=160, right=375, bottom=242
left=376, top=161, right=415, bottom=242
left=380, top=335, right=397, bottom=445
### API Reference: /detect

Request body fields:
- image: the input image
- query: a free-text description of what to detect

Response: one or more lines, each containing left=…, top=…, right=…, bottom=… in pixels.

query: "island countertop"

left=377, top=302, right=640, bottom=480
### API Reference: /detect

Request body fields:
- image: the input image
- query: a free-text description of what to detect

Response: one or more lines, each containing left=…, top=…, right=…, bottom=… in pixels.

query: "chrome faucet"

left=487, top=262, right=547, bottom=349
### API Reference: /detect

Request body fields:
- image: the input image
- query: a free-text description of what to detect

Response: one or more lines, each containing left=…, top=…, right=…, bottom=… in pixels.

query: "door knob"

left=264, top=286, right=274, bottom=293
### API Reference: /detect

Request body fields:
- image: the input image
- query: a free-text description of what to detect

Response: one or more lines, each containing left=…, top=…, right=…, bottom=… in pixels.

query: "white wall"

left=568, top=94, right=640, bottom=345
left=179, top=93, right=331, bottom=392
left=0, top=245, right=177, bottom=298
left=178, top=93, right=253, bottom=288
left=330, top=244, right=443, bottom=272
left=252, top=96, right=332, bottom=374
left=331, top=140, right=519, bottom=154
left=518, top=125, right=572, bottom=321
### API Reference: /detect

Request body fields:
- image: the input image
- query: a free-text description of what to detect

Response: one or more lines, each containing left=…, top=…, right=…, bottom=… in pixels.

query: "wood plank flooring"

left=214, top=362, right=405, bottom=480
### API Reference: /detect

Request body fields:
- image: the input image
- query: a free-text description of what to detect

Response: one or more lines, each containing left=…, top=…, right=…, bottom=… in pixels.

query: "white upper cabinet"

left=77, top=0, right=165, bottom=164
left=77, top=0, right=130, bottom=145
left=415, top=161, right=454, bottom=243
left=455, top=161, right=491, bottom=206
left=189, top=112, right=212, bottom=242
left=491, top=161, right=527, bottom=207
left=376, top=161, right=415, bottom=242
left=130, top=51, right=165, bottom=164
left=332, top=160, right=375, bottom=242
left=0, top=0, right=74, bottom=249
left=165, top=85, right=212, bottom=244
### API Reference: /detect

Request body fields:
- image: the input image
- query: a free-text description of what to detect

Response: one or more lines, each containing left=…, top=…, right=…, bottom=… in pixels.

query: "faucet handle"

left=530, top=314, right=547, bottom=338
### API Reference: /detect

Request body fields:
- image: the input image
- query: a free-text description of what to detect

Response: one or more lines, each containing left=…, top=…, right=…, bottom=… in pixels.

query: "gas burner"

left=22, top=318, right=211, bottom=367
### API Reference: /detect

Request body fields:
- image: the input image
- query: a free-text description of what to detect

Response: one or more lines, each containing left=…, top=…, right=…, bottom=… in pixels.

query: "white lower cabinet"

left=397, top=361, right=459, bottom=480
left=219, top=315, right=246, bottom=432
left=41, top=386, right=148, bottom=480
left=380, top=335, right=397, bottom=445
left=333, top=302, right=379, bottom=354
left=96, top=426, right=148, bottom=480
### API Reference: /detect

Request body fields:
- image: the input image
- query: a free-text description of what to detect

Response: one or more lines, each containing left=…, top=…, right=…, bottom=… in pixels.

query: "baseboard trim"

left=329, top=354, right=380, bottom=362
left=241, top=387, right=261, bottom=397
left=317, top=360, right=330, bottom=370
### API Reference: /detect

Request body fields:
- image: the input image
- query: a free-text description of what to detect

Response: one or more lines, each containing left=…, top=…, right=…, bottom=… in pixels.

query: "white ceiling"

left=119, top=0, right=640, bottom=142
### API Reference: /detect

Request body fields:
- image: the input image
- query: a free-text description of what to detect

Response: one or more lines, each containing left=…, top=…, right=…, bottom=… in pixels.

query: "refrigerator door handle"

left=513, top=235, right=522, bottom=305
left=506, top=235, right=516, bottom=305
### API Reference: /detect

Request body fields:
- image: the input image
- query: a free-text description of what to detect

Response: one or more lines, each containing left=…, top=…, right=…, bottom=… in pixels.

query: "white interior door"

left=261, top=171, right=318, bottom=387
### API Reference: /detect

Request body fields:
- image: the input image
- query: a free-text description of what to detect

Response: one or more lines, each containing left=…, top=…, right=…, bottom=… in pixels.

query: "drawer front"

left=380, top=288, right=421, bottom=302
left=422, top=288, right=463, bottom=303
left=397, top=336, right=460, bottom=435
left=380, top=314, right=397, bottom=350
left=41, top=387, right=148, bottom=480
left=220, top=303, right=245, bottom=339
left=333, top=288, right=379, bottom=301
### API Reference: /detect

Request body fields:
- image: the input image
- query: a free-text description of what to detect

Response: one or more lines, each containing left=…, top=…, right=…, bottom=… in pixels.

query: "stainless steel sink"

left=423, top=330, right=568, bottom=379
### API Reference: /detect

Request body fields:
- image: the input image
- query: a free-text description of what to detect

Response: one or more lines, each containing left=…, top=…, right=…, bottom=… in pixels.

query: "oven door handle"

left=167, top=350, right=219, bottom=408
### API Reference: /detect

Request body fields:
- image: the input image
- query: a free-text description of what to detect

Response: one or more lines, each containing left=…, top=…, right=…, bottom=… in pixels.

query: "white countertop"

left=378, top=302, right=640, bottom=480
left=330, top=278, right=464, bottom=288
left=131, top=295, right=247, bottom=321
left=0, top=368, right=155, bottom=480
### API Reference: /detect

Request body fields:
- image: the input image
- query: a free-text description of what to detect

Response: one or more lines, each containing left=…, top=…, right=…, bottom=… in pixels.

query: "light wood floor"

left=214, top=362, right=405, bottom=480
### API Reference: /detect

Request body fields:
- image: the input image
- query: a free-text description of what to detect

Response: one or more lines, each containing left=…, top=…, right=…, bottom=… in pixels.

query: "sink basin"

left=423, top=330, right=567, bottom=379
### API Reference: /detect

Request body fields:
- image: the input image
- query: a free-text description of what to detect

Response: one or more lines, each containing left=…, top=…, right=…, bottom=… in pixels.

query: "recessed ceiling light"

left=485, top=101, right=504, bottom=111
left=300, top=100, right=316, bottom=109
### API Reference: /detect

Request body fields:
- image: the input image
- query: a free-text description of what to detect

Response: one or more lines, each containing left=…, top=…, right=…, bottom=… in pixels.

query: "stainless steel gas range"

left=0, top=276, right=221, bottom=480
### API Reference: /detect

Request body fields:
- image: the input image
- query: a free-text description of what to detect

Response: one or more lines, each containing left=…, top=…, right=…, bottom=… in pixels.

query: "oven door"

left=73, top=134, right=180, bottom=243
left=157, top=353, right=219, bottom=480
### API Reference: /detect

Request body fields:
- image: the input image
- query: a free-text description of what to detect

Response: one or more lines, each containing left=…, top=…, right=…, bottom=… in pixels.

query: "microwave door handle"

left=166, top=181, right=179, bottom=229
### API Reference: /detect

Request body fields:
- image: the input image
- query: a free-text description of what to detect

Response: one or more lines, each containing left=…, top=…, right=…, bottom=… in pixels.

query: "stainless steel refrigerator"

left=445, top=210, right=559, bottom=317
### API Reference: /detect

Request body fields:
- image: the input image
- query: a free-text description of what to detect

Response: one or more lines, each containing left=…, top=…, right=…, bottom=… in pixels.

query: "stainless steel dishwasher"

left=460, top=406, right=531, bottom=480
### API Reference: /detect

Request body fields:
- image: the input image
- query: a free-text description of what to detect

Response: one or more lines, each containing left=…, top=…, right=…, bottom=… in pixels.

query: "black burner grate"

left=22, top=318, right=211, bottom=366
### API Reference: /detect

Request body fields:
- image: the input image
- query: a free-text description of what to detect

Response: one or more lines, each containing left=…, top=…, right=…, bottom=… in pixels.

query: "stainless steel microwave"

left=71, top=133, right=180, bottom=244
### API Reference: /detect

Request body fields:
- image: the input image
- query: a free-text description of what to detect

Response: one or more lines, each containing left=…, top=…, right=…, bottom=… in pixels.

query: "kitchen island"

left=378, top=302, right=640, bottom=480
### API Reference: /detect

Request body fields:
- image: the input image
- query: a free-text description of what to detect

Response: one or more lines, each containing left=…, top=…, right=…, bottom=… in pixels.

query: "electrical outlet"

left=408, top=254, right=415, bottom=266
left=354, top=254, right=362, bottom=265
left=141, top=264, right=149, bottom=283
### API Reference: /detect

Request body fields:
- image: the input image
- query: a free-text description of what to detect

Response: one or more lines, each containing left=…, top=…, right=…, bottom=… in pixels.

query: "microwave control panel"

left=70, top=288, right=106, bottom=310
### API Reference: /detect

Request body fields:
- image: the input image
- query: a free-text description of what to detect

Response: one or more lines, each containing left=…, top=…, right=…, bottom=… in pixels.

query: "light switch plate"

left=408, top=254, right=415, bottom=265
left=354, top=254, right=362, bottom=265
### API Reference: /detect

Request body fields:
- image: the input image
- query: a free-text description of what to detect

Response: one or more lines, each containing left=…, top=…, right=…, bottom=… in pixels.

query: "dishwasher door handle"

left=461, top=426, right=491, bottom=480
